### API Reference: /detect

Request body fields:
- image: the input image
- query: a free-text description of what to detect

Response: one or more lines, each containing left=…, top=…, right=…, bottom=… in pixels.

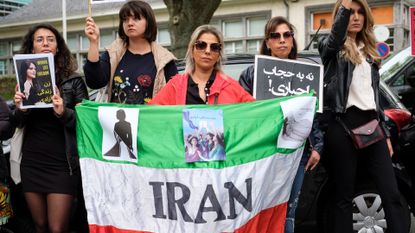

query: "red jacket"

left=150, top=72, right=255, bottom=105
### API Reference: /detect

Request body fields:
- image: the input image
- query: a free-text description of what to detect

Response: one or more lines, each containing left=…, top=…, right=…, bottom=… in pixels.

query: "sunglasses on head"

left=269, top=31, right=294, bottom=40
left=194, top=40, right=222, bottom=53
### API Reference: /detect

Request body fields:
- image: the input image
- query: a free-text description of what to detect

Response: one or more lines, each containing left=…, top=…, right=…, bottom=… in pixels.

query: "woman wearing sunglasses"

left=150, top=25, right=254, bottom=105
left=84, top=0, right=177, bottom=104
left=238, top=16, right=322, bottom=233
left=319, top=0, right=406, bottom=232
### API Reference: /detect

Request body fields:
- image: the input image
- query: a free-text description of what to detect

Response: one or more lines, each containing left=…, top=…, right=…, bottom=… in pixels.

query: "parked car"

left=380, top=46, right=415, bottom=111
left=187, top=52, right=413, bottom=233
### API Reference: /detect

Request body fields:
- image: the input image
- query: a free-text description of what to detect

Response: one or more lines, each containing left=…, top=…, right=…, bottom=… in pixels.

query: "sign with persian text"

left=13, top=53, right=56, bottom=109
left=253, top=55, right=323, bottom=112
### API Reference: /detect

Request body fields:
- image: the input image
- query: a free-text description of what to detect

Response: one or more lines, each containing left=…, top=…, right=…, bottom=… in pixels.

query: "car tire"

left=321, top=187, right=411, bottom=233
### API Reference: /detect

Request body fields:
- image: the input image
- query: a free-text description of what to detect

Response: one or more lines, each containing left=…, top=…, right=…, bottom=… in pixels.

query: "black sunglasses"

left=269, top=31, right=294, bottom=40
left=194, top=40, right=222, bottom=53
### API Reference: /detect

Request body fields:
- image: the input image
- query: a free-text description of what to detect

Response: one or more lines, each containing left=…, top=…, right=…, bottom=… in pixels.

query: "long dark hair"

left=19, top=60, right=36, bottom=80
left=19, top=23, right=77, bottom=85
left=118, top=0, right=157, bottom=46
left=260, top=16, right=298, bottom=59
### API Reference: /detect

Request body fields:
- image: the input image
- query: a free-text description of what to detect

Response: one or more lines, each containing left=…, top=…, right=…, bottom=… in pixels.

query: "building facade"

left=0, top=0, right=31, bottom=17
left=0, top=0, right=412, bottom=76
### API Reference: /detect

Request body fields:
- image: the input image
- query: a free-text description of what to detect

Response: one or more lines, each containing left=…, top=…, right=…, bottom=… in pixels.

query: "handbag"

left=9, top=127, right=24, bottom=184
left=337, top=118, right=385, bottom=149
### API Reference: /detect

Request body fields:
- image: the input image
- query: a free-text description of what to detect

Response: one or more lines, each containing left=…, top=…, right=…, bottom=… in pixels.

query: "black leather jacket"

left=11, top=73, right=88, bottom=174
left=318, top=6, right=390, bottom=136
left=239, top=65, right=324, bottom=155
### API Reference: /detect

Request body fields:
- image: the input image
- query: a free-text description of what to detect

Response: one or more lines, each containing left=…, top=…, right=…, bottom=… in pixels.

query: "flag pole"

left=62, top=0, right=67, bottom=41
left=88, top=0, right=92, bottom=17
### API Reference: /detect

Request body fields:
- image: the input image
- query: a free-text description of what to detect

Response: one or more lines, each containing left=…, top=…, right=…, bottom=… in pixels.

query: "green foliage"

left=0, top=75, right=17, bottom=100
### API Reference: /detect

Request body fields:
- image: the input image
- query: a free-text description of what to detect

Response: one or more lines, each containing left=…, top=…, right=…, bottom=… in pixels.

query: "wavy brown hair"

left=19, top=23, right=77, bottom=85
left=333, top=0, right=380, bottom=64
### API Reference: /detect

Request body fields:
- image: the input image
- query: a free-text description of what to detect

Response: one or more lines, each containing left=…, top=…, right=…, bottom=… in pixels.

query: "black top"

left=84, top=50, right=177, bottom=104
left=186, top=72, right=216, bottom=105
left=22, top=108, right=66, bottom=166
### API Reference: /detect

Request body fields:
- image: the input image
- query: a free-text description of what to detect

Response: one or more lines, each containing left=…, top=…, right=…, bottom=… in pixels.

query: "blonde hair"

left=184, top=25, right=225, bottom=74
left=333, top=0, right=380, bottom=64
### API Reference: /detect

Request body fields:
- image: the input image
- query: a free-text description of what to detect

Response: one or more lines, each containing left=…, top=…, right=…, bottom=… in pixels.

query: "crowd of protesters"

left=0, top=0, right=407, bottom=232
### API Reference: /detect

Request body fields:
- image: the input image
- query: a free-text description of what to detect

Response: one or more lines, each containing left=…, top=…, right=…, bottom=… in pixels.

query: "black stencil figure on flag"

left=105, top=109, right=136, bottom=159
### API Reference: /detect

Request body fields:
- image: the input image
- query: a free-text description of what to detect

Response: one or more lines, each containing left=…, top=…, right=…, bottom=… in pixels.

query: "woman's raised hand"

left=342, top=0, right=352, bottom=9
left=84, top=17, right=100, bottom=62
left=14, top=84, right=26, bottom=111
left=84, top=17, right=100, bottom=43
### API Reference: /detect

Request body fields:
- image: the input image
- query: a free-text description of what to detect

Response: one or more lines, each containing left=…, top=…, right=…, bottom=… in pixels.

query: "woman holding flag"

left=150, top=25, right=253, bottom=105
left=84, top=0, right=177, bottom=104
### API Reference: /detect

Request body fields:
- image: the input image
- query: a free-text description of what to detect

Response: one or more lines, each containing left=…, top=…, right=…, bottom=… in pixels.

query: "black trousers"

left=325, top=107, right=406, bottom=233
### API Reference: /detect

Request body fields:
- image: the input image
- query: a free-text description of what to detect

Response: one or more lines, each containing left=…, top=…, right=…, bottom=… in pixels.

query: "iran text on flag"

left=76, top=95, right=317, bottom=233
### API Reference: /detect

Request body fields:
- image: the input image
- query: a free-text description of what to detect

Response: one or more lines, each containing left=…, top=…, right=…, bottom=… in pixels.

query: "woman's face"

left=191, top=138, right=198, bottom=146
left=347, top=1, right=365, bottom=34
left=26, top=63, right=36, bottom=79
left=32, top=28, right=58, bottom=55
left=266, top=23, right=294, bottom=59
left=123, top=13, right=147, bottom=39
left=192, top=32, right=221, bottom=73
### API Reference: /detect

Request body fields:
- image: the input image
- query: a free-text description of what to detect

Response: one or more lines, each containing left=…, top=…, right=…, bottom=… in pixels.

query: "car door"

left=387, top=60, right=415, bottom=110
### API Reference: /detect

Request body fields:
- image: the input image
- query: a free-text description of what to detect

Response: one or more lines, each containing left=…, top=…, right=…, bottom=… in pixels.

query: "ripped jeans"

left=284, top=152, right=308, bottom=233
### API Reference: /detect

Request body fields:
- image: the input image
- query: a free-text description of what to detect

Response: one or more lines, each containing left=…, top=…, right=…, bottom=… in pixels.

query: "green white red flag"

left=76, top=95, right=317, bottom=233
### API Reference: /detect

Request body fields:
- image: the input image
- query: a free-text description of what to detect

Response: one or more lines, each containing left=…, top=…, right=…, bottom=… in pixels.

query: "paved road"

left=411, top=216, right=415, bottom=233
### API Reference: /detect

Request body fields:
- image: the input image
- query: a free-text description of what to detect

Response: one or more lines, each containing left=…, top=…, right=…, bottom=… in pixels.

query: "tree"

left=163, top=0, right=221, bottom=59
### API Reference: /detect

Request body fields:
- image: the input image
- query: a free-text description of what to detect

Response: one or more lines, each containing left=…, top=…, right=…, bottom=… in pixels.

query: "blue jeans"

left=285, top=152, right=308, bottom=233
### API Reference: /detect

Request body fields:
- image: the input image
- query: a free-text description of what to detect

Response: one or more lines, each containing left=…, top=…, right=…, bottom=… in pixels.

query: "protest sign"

left=13, top=53, right=56, bottom=109
left=76, top=95, right=317, bottom=233
left=253, top=55, right=323, bottom=112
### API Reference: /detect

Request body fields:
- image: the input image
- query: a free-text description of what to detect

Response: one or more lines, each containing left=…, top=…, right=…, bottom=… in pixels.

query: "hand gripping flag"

left=76, top=95, right=317, bottom=233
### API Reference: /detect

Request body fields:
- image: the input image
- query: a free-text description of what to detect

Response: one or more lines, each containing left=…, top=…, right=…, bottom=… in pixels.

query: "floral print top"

left=110, top=50, right=158, bottom=104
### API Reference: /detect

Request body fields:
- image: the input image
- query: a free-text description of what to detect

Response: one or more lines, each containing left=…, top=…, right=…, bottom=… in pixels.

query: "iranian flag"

left=76, top=95, right=317, bottom=233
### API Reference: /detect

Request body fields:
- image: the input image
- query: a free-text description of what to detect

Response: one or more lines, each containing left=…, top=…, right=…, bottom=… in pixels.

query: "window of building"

left=12, top=41, right=20, bottom=53
left=157, top=28, right=170, bottom=45
left=247, top=17, right=266, bottom=36
left=247, top=39, right=262, bottom=54
left=0, top=60, right=7, bottom=75
left=100, top=30, right=114, bottom=49
left=80, top=35, right=90, bottom=51
left=213, top=13, right=269, bottom=54
left=223, top=19, right=244, bottom=38
left=0, top=42, right=8, bottom=56
left=67, top=34, right=78, bottom=51
left=224, top=41, right=243, bottom=54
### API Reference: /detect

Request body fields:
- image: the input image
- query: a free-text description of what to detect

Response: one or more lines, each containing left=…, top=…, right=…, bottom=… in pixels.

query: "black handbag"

left=337, top=118, right=385, bottom=149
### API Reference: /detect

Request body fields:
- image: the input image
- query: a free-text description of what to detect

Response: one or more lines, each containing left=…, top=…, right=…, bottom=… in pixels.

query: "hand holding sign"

left=52, top=87, right=64, bottom=117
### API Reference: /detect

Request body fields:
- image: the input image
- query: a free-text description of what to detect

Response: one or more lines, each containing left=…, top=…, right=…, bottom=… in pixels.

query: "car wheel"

left=352, top=190, right=410, bottom=233
left=321, top=189, right=410, bottom=233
